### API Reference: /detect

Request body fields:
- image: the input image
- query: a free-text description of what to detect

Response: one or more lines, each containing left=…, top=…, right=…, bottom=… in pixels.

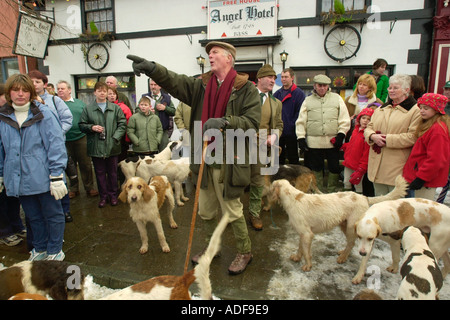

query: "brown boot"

left=249, top=215, right=263, bottom=231
left=228, top=252, right=252, bottom=275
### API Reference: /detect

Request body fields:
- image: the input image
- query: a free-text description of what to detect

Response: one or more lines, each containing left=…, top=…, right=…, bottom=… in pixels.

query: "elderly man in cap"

left=127, top=41, right=260, bottom=275
left=248, top=64, right=283, bottom=230
left=296, top=74, right=350, bottom=193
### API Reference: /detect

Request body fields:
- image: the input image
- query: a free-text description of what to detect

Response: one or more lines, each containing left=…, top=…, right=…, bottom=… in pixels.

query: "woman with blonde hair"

left=364, top=74, right=422, bottom=196
left=345, top=73, right=382, bottom=117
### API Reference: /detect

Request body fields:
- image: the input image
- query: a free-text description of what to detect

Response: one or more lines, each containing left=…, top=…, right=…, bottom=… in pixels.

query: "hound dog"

left=101, top=213, right=229, bottom=300
left=0, top=260, right=85, bottom=300
left=268, top=175, right=408, bottom=271
left=387, top=226, right=443, bottom=300
left=118, top=140, right=182, bottom=181
left=353, top=198, right=450, bottom=285
left=119, top=176, right=177, bottom=254
left=135, top=157, right=190, bottom=207
left=262, top=164, right=321, bottom=211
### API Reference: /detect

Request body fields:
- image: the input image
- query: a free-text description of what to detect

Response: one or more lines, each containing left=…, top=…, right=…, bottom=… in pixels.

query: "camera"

left=99, top=131, right=106, bottom=140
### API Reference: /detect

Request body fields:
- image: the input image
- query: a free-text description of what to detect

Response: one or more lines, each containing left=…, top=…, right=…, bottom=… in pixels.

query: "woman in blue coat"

left=0, top=74, right=68, bottom=261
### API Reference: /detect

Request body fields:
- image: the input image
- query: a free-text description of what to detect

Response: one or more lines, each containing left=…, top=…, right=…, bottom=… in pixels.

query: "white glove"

left=50, top=174, right=68, bottom=200
left=0, top=177, right=3, bottom=193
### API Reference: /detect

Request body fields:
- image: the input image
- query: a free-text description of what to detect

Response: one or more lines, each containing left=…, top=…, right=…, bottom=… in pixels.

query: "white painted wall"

left=43, top=0, right=424, bottom=101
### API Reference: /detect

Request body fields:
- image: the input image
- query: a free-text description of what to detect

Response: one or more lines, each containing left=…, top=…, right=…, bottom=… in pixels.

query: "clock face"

left=86, top=43, right=110, bottom=71
left=324, top=25, right=361, bottom=63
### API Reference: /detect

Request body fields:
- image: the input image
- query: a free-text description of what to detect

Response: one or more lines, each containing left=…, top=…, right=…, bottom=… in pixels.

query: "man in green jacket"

left=128, top=41, right=260, bottom=274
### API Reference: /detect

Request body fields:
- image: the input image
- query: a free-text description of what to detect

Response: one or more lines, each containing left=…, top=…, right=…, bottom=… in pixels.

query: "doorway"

left=234, top=62, right=265, bottom=83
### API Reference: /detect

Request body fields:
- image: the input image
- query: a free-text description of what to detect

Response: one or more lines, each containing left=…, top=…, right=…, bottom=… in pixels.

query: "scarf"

left=201, top=69, right=237, bottom=126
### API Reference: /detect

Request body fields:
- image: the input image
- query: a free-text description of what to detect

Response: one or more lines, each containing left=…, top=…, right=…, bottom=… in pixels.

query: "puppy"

left=119, top=176, right=177, bottom=254
left=0, top=260, right=85, bottom=300
left=354, top=198, right=450, bottom=284
left=135, top=157, right=190, bottom=207
left=269, top=175, right=407, bottom=271
left=262, top=164, right=321, bottom=211
left=387, top=226, right=443, bottom=300
left=101, top=213, right=229, bottom=300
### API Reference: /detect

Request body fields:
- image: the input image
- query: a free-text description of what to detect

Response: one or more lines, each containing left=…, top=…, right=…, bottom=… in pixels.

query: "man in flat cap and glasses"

left=248, top=64, right=283, bottom=231
left=127, top=41, right=260, bottom=275
left=296, top=74, right=350, bottom=193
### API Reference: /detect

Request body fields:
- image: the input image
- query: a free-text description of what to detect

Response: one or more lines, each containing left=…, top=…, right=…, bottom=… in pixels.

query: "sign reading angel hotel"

left=207, top=0, right=278, bottom=39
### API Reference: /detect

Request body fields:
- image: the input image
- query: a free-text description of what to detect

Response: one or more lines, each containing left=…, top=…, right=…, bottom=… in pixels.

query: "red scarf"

left=201, top=69, right=237, bottom=126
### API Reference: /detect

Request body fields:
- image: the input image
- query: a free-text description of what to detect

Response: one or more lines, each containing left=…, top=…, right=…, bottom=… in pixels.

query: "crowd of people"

left=0, top=41, right=449, bottom=277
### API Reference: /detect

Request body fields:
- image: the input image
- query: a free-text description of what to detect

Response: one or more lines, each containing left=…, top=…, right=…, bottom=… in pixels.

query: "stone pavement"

left=0, top=183, right=290, bottom=300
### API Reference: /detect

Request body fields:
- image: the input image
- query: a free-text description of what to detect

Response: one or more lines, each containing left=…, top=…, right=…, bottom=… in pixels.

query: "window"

left=1, top=58, right=20, bottom=83
left=292, top=65, right=394, bottom=96
left=320, top=0, right=369, bottom=14
left=75, top=73, right=136, bottom=109
left=83, top=0, right=115, bottom=34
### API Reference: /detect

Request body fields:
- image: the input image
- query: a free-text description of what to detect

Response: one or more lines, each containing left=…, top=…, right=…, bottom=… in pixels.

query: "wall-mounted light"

left=280, top=50, right=288, bottom=69
left=196, top=55, right=205, bottom=73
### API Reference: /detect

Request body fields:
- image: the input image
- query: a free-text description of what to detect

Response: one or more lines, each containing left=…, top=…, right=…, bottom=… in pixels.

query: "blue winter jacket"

left=273, top=84, right=305, bottom=138
left=0, top=102, right=67, bottom=197
left=40, top=91, right=73, bottom=135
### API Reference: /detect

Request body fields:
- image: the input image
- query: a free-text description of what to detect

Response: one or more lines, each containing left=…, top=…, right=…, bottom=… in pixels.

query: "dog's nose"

left=131, top=196, right=137, bottom=201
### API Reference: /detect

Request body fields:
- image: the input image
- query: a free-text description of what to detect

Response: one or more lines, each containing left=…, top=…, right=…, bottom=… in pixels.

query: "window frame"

left=291, top=64, right=395, bottom=95
left=317, top=0, right=371, bottom=15
left=80, top=0, right=116, bottom=34
left=1, top=58, right=20, bottom=83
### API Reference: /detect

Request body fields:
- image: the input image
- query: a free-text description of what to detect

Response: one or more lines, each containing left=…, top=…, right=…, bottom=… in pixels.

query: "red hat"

left=357, top=107, right=374, bottom=123
left=417, top=93, right=448, bottom=115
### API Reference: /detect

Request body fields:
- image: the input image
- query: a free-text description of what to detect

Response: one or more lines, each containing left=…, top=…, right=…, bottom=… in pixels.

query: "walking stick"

left=184, top=139, right=208, bottom=273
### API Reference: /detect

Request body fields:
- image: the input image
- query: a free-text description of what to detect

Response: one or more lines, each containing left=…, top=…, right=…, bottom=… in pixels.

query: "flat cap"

left=313, top=74, right=331, bottom=84
left=444, top=81, right=450, bottom=88
left=257, top=64, right=277, bottom=79
left=205, top=41, right=236, bottom=60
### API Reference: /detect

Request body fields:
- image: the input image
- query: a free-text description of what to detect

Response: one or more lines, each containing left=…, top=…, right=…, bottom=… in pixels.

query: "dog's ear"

left=118, top=181, right=129, bottom=203
left=373, top=217, right=382, bottom=237
left=354, top=219, right=361, bottom=234
left=142, top=184, right=155, bottom=202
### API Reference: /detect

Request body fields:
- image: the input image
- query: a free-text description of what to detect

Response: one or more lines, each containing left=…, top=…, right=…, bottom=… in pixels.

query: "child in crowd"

left=403, top=93, right=450, bottom=200
left=79, top=82, right=127, bottom=208
left=342, top=107, right=375, bottom=194
left=127, top=96, right=163, bottom=156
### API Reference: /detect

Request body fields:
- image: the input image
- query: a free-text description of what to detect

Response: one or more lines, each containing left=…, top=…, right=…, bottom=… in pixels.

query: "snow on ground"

left=267, top=225, right=450, bottom=300
left=266, top=188, right=450, bottom=300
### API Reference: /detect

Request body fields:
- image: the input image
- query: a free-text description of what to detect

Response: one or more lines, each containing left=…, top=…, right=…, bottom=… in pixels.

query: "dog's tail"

left=194, top=213, right=229, bottom=300
left=367, top=175, right=408, bottom=205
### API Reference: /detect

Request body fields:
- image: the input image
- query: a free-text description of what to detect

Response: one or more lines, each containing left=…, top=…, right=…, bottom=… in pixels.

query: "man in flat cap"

left=296, top=74, right=350, bottom=192
left=248, top=64, right=283, bottom=230
left=127, top=41, right=260, bottom=275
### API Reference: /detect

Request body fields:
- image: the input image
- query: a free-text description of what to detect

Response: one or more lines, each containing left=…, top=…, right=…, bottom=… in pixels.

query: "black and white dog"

left=388, top=226, right=443, bottom=300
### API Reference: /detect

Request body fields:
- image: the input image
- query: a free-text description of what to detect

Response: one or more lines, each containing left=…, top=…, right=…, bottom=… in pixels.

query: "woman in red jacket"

left=403, top=93, right=450, bottom=200
left=342, top=107, right=375, bottom=194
